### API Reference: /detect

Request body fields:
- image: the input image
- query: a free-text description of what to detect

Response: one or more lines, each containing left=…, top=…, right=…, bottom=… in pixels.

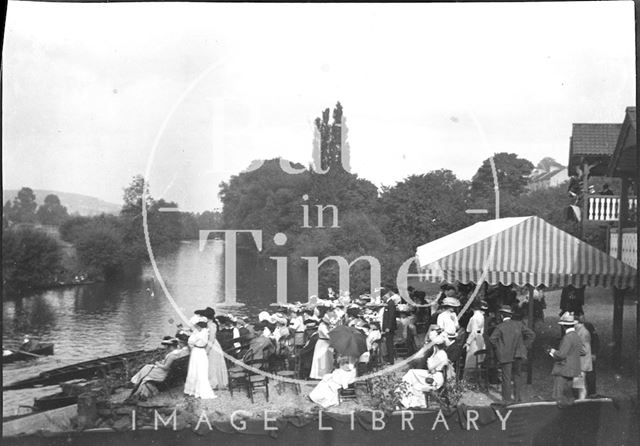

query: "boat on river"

left=2, top=344, right=55, bottom=365
left=2, top=349, right=156, bottom=390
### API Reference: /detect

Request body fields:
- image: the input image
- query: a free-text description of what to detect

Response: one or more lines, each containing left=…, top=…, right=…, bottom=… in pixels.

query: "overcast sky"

left=2, top=1, right=636, bottom=211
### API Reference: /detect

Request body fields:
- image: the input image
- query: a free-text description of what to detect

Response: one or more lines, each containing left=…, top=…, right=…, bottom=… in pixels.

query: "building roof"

left=530, top=168, right=566, bottom=184
left=570, top=123, right=622, bottom=156
left=568, top=123, right=622, bottom=175
left=608, top=106, right=637, bottom=178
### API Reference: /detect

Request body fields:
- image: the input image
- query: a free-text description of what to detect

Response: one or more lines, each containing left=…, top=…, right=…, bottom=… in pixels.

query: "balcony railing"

left=609, top=228, right=637, bottom=268
left=587, top=195, right=637, bottom=222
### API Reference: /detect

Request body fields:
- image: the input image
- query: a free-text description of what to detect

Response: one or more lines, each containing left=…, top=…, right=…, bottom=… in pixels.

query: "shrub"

left=2, top=227, right=62, bottom=290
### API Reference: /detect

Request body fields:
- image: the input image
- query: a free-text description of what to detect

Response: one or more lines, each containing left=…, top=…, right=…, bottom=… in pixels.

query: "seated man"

left=246, top=323, right=276, bottom=362
left=129, top=333, right=189, bottom=400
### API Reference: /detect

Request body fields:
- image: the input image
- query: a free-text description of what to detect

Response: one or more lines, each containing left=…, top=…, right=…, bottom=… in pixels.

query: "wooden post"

left=617, top=178, right=629, bottom=261
left=580, top=162, right=590, bottom=238
left=527, top=285, right=534, bottom=384
left=612, top=178, right=628, bottom=370
left=612, top=287, right=625, bottom=369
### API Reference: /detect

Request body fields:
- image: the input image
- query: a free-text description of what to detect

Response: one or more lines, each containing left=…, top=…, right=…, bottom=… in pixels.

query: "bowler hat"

left=498, top=305, right=513, bottom=315
left=558, top=312, right=578, bottom=325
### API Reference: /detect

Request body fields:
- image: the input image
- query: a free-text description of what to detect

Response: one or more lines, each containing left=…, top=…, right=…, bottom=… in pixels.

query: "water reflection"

left=1, top=239, right=287, bottom=416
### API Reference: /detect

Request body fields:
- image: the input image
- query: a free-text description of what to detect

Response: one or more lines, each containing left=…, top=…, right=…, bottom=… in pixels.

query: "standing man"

left=549, top=312, right=585, bottom=407
left=490, top=305, right=536, bottom=404
left=381, top=290, right=398, bottom=364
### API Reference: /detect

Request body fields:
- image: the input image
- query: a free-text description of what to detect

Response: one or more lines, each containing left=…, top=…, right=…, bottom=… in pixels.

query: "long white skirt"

left=310, top=340, right=333, bottom=379
left=131, top=364, right=167, bottom=386
left=184, top=348, right=216, bottom=399
left=464, top=334, right=486, bottom=370
left=400, top=369, right=444, bottom=409
left=208, top=341, right=229, bottom=389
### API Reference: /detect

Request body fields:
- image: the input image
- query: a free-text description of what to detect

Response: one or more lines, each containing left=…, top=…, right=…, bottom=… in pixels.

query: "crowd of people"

left=127, top=282, right=599, bottom=409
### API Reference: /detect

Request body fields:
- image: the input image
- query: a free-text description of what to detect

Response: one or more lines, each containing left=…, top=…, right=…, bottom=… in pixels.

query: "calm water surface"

left=2, top=240, right=296, bottom=416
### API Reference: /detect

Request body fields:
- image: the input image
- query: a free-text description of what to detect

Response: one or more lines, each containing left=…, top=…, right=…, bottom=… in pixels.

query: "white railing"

left=587, top=195, right=637, bottom=221
left=609, top=229, right=637, bottom=269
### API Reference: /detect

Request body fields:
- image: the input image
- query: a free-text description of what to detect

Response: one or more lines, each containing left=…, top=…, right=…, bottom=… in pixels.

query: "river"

left=2, top=239, right=301, bottom=417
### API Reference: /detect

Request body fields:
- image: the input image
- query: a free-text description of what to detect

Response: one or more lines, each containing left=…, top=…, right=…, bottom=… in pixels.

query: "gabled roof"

left=568, top=123, right=622, bottom=175
left=608, top=106, right=637, bottom=178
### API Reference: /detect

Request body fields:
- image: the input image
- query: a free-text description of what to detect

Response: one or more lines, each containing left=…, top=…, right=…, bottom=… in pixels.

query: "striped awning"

left=416, top=216, right=637, bottom=289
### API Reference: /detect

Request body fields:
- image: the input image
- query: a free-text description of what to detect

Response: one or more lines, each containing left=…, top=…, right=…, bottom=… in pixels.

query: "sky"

left=2, top=1, right=636, bottom=211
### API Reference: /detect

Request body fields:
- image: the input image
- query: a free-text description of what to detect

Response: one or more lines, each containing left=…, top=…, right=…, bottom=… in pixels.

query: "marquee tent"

left=416, top=216, right=636, bottom=289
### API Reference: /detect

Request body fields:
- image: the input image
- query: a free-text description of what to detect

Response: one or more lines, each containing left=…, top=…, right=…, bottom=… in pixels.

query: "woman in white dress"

left=309, top=357, right=356, bottom=408
left=184, top=318, right=217, bottom=399
left=464, top=300, right=487, bottom=376
left=310, top=314, right=333, bottom=379
left=400, top=333, right=449, bottom=409
left=196, top=307, right=229, bottom=390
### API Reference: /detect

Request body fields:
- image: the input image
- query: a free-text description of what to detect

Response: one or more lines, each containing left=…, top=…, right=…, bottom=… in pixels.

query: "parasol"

left=328, top=325, right=367, bottom=359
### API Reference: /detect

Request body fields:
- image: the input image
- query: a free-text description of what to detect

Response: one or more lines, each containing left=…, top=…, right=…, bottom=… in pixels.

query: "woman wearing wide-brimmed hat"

left=463, top=300, right=488, bottom=377
left=437, top=297, right=461, bottom=339
left=399, top=331, right=450, bottom=409
left=195, top=307, right=228, bottom=390
left=548, top=312, right=585, bottom=407
left=184, top=316, right=216, bottom=399
left=310, top=309, right=334, bottom=379
left=129, top=333, right=189, bottom=400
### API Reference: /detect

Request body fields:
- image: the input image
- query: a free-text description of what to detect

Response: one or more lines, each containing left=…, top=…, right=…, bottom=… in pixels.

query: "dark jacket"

left=489, top=318, right=535, bottom=364
left=552, top=330, right=585, bottom=378
left=382, top=300, right=397, bottom=333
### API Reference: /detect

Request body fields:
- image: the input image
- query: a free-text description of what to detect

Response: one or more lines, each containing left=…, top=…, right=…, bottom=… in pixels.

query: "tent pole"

left=527, top=285, right=534, bottom=384
left=612, top=287, right=625, bottom=370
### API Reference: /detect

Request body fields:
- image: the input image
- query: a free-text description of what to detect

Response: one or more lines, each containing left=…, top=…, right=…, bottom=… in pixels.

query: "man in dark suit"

left=489, top=305, right=535, bottom=404
left=381, top=291, right=398, bottom=364
left=549, top=312, right=585, bottom=407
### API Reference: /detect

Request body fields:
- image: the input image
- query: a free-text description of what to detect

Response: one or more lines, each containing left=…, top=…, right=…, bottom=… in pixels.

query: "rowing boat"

left=2, top=344, right=55, bottom=364
left=2, top=349, right=157, bottom=390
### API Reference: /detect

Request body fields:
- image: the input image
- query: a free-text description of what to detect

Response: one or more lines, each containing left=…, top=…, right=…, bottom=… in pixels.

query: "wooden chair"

left=338, top=384, right=358, bottom=404
left=275, top=370, right=300, bottom=395
left=424, top=364, right=450, bottom=408
left=394, top=341, right=410, bottom=359
left=228, top=350, right=253, bottom=397
left=245, top=359, right=269, bottom=403
left=369, top=339, right=384, bottom=370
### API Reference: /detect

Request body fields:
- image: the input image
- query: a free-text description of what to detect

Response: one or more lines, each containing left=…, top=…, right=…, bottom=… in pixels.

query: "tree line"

left=2, top=178, right=222, bottom=293
left=219, top=103, right=604, bottom=296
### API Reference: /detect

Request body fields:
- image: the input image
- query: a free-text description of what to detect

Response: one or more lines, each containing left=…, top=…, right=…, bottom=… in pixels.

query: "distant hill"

left=2, top=189, right=121, bottom=216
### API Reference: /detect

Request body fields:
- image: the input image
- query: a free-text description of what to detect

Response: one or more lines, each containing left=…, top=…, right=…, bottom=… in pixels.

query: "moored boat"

left=2, top=349, right=157, bottom=390
left=2, top=343, right=55, bottom=364
left=33, top=392, right=78, bottom=412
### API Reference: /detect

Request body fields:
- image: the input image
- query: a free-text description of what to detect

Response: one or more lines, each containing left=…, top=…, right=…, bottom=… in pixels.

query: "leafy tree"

left=313, top=101, right=350, bottom=173
left=36, top=194, right=69, bottom=226
left=60, top=216, right=95, bottom=243
left=378, top=170, right=473, bottom=254
left=219, top=158, right=311, bottom=254
left=470, top=153, right=534, bottom=204
left=121, top=174, right=153, bottom=215
left=5, top=187, right=38, bottom=224
left=75, top=225, right=126, bottom=279
left=2, top=227, right=62, bottom=289
left=291, top=212, right=390, bottom=296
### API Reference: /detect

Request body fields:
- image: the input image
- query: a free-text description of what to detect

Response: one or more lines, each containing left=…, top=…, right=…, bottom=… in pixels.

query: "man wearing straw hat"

left=548, top=312, right=585, bottom=407
left=490, top=305, right=535, bottom=404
